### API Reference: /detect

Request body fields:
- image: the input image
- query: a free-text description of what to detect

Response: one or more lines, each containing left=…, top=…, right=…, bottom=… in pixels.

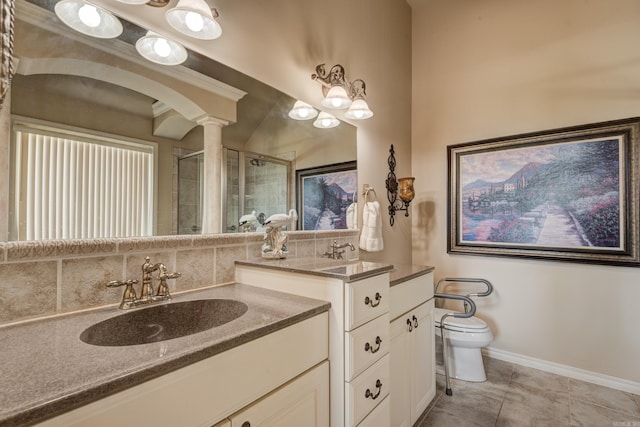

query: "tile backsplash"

left=0, top=230, right=359, bottom=325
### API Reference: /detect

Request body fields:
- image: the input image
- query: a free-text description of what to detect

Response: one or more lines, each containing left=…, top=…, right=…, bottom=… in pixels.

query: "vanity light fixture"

left=311, top=63, right=374, bottom=119
left=114, top=0, right=222, bottom=40
left=54, top=0, right=123, bottom=39
left=385, top=144, right=415, bottom=226
left=288, top=100, right=318, bottom=120
left=166, top=0, right=222, bottom=40
left=313, top=111, right=340, bottom=129
left=135, top=31, right=188, bottom=65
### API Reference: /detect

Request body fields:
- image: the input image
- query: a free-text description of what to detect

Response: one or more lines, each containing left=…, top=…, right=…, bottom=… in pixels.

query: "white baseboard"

left=483, top=347, right=640, bottom=395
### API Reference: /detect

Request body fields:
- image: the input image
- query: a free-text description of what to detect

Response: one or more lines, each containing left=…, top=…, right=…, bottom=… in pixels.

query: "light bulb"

left=353, top=110, right=365, bottom=119
left=330, top=98, right=344, bottom=108
left=153, top=38, right=171, bottom=58
left=78, top=4, right=101, bottom=28
left=185, top=11, right=204, bottom=32
left=321, top=118, right=331, bottom=127
left=297, top=108, right=309, bottom=118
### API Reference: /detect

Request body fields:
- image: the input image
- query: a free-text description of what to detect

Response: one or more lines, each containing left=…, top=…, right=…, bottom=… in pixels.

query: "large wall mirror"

left=4, top=0, right=357, bottom=241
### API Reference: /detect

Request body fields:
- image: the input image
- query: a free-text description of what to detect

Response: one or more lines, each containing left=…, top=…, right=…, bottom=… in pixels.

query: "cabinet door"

left=409, top=300, right=435, bottom=425
left=389, top=315, right=411, bottom=427
left=230, top=361, right=329, bottom=427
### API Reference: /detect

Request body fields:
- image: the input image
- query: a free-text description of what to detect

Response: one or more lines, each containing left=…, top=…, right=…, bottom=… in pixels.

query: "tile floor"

left=417, top=357, right=640, bottom=427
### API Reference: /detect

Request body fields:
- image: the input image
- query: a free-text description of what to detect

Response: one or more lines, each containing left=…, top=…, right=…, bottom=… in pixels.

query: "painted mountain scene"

left=460, top=137, right=623, bottom=249
left=302, top=169, right=357, bottom=231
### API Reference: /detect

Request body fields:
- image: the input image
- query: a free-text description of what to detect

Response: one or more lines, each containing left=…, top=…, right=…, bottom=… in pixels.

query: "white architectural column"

left=0, top=88, right=11, bottom=241
left=198, top=116, right=229, bottom=234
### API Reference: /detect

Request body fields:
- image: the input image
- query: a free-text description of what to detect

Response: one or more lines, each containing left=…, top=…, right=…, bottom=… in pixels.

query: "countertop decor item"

left=261, top=209, right=298, bottom=259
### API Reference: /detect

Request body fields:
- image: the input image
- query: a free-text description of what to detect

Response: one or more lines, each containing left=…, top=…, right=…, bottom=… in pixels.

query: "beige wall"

left=93, top=0, right=414, bottom=265
left=410, top=0, right=640, bottom=384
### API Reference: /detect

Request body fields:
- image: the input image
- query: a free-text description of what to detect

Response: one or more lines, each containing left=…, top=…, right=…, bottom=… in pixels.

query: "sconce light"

left=385, top=144, right=415, bottom=226
left=136, top=31, right=188, bottom=65
left=313, top=112, right=340, bottom=129
left=288, top=100, right=318, bottom=120
left=165, top=0, right=222, bottom=40
left=311, top=64, right=374, bottom=119
left=54, top=0, right=123, bottom=38
left=114, top=0, right=222, bottom=40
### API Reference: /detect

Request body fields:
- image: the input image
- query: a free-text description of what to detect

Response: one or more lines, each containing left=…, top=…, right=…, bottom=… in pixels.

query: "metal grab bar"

left=435, top=277, right=493, bottom=313
left=434, top=293, right=477, bottom=397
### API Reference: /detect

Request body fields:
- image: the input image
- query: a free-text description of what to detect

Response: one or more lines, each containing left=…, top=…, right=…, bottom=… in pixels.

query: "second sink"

left=80, top=299, right=249, bottom=347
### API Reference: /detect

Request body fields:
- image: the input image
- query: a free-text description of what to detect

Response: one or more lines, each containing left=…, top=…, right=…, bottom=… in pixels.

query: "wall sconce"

left=311, top=64, right=374, bottom=120
left=54, top=0, right=123, bottom=38
left=114, top=0, right=222, bottom=40
left=385, top=144, right=415, bottom=226
left=165, top=0, right=222, bottom=40
left=313, top=111, right=340, bottom=129
left=288, top=100, right=318, bottom=120
left=135, top=31, right=188, bottom=65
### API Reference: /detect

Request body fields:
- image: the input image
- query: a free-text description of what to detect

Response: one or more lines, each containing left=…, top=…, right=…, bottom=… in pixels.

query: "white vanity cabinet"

left=389, top=271, right=436, bottom=427
left=229, top=361, right=329, bottom=427
left=36, top=313, right=329, bottom=427
left=235, top=265, right=391, bottom=427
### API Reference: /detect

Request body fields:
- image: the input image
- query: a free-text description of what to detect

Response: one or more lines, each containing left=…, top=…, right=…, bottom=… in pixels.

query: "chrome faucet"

left=323, top=240, right=356, bottom=260
left=107, top=256, right=181, bottom=309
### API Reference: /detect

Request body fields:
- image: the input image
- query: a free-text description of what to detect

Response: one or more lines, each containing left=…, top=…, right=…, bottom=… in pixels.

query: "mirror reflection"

left=7, top=0, right=357, bottom=240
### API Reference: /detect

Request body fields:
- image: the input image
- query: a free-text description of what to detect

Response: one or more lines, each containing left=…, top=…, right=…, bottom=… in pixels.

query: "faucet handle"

left=106, top=279, right=139, bottom=288
left=107, top=279, right=139, bottom=309
left=156, top=266, right=181, bottom=300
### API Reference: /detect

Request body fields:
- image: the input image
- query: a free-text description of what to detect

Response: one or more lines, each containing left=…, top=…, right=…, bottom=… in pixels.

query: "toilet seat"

left=433, top=307, right=489, bottom=333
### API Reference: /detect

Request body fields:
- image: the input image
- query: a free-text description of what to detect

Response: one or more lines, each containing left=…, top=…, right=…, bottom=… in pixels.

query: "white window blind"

left=13, top=124, right=155, bottom=240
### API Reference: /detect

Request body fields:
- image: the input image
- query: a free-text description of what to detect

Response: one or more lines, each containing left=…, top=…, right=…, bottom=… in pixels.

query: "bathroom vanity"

left=0, top=284, right=330, bottom=427
left=235, top=258, right=436, bottom=427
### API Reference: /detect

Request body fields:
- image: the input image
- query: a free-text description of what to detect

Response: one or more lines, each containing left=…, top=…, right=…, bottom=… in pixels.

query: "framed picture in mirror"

left=296, top=161, right=357, bottom=231
left=447, top=117, right=640, bottom=266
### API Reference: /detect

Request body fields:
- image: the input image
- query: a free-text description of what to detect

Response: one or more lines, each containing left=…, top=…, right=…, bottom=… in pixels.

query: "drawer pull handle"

left=407, top=318, right=413, bottom=332
left=364, top=292, right=382, bottom=307
left=364, top=336, right=382, bottom=353
left=242, top=422, right=251, bottom=427
left=413, top=315, right=419, bottom=328
left=365, top=379, right=383, bottom=400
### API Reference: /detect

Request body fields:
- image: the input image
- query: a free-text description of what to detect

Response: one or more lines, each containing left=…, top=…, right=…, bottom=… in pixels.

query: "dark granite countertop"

left=389, top=264, right=435, bottom=286
left=0, top=283, right=330, bottom=426
left=235, top=257, right=393, bottom=282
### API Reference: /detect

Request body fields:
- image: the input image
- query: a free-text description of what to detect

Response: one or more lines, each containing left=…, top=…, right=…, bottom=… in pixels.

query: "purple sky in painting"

left=460, top=136, right=623, bottom=187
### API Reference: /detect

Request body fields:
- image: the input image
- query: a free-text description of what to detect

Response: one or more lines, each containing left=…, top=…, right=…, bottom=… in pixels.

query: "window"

left=11, top=119, right=156, bottom=240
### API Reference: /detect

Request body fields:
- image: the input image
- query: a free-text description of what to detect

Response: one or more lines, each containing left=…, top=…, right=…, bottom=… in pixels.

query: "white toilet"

left=433, top=307, right=493, bottom=382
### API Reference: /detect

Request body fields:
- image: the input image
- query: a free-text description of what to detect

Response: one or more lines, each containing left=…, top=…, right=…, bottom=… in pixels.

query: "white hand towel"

left=359, top=201, right=383, bottom=252
left=346, top=202, right=358, bottom=230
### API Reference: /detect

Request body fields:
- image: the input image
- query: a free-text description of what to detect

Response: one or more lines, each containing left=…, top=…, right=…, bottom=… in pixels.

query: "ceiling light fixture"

left=54, top=0, right=123, bottom=38
left=135, top=31, right=188, bottom=65
left=166, top=0, right=222, bottom=40
left=311, top=63, right=374, bottom=119
left=288, top=100, right=318, bottom=120
left=313, top=111, right=340, bottom=129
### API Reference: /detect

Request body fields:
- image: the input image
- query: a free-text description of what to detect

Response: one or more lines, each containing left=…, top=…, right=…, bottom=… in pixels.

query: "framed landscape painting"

left=296, top=161, right=357, bottom=231
left=447, top=117, right=640, bottom=266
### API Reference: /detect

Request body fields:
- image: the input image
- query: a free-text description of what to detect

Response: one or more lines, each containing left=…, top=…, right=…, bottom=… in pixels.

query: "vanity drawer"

left=389, top=272, right=433, bottom=321
left=345, top=274, right=389, bottom=331
left=345, top=314, right=389, bottom=381
left=356, top=395, right=390, bottom=427
left=345, top=354, right=390, bottom=427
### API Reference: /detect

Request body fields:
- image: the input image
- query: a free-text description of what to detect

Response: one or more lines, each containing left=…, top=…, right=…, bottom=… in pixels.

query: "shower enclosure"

left=177, top=149, right=292, bottom=234
left=223, top=149, right=292, bottom=233
left=177, top=152, right=204, bottom=235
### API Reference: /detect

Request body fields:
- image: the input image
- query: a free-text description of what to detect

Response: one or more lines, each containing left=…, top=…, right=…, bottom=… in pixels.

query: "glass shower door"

left=177, top=152, right=204, bottom=235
